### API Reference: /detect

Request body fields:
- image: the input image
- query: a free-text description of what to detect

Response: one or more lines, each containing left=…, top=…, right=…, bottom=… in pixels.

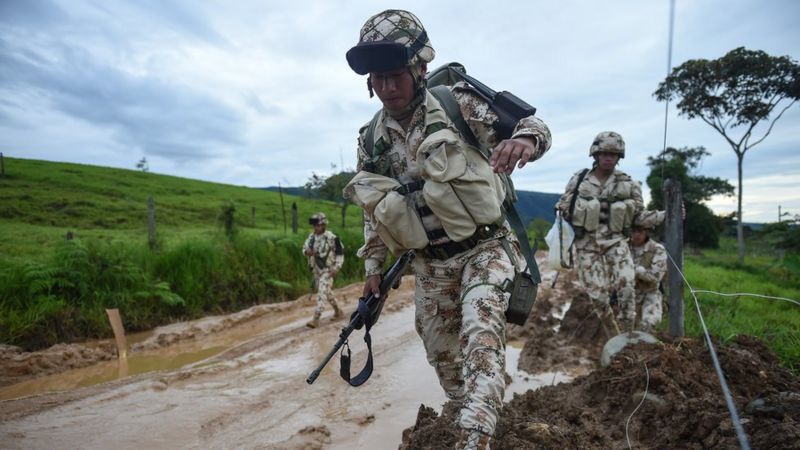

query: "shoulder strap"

left=429, top=85, right=538, bottom=282
left=364, top=110, right=382, bottom=158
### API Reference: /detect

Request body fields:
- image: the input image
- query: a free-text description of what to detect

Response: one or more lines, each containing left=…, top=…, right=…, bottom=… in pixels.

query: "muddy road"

left=2, top=266, right=798, bottom=449
left=0, top=271, right=578, bottom=450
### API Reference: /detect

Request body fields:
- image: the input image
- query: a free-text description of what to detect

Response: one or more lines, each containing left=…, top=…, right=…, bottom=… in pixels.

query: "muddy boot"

left=454, top=428, right=491, bottom=450
left=306, top=314, right=320, bottom=329
left=332, top=303, right=343, bottom=319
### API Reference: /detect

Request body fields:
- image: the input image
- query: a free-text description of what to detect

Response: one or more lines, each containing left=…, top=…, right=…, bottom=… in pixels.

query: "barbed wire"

left=665, top=251, right=752, bottom=450
left=625, top=361, right=650, bottom=450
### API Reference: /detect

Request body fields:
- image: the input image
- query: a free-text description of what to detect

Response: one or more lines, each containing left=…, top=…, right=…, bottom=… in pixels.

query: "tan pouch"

left=609, top=201, right=627, bottom=233
left=573, top=197, right=600, bottom=232
left=419, top=129, right=503, bottom=240
left=344, top=171, right=428, bottom=254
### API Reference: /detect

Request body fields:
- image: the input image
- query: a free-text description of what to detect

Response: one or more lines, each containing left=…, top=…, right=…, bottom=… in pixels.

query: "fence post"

left=278, top=183, right=287, bottom=235
left=251, top=206, right=256, bottom=228
left=147, top=196, right=157, bottom=250
left=291, top=202, right=298, bottom=234
left=664, top=178, right=684, bottom=338
left=0, top=152, right=5, bottom=177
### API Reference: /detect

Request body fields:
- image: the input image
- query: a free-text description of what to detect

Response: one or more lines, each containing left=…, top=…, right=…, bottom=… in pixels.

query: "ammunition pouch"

left=503, top=270, right=538, bottom=325
left=572, top=197, right=600, bottom=232
left=608, top=199, right=636, bottom=233
left=344, top=171, right=429, bottom=254
left=419, top=128, right=505, bottom=242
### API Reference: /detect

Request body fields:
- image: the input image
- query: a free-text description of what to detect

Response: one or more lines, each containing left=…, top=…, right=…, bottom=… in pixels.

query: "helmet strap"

left=367, top=77, right=374, bottom=98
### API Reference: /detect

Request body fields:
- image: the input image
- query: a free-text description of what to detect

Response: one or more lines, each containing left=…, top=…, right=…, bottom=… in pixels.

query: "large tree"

left=654, top=47, right=800, bottom=263
left=647, top=147, right=734, bottom=248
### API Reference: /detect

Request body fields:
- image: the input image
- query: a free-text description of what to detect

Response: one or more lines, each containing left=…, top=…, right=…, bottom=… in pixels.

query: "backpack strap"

left=429, top=85, right=538, bottom=281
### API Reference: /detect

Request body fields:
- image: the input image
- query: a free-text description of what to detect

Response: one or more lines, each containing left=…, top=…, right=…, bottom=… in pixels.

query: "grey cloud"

left=0, top=38, right=244, bottom=160
left=0, top=0, right=67, bottom=27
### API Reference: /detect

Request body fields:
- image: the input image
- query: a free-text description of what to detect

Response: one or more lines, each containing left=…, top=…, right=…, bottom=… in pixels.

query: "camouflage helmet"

left=309, top=212, right=328, bottom=226
left=589, top=131, right=625, bottom=158
left=346, top=9, right=435, bottom=75
left=633, top=210, right=665, bottom=230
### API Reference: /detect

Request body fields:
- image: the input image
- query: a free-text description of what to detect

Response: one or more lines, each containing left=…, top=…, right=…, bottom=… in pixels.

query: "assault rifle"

left=306, top=250, right=415, bottom=386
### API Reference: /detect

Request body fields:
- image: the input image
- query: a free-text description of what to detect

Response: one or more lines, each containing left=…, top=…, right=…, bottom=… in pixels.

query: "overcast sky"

left=1, top=0, right=798, bottom=222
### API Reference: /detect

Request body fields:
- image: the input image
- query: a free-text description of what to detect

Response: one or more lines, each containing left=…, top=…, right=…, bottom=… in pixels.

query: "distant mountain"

left=262, top=186, right=560, bottom=226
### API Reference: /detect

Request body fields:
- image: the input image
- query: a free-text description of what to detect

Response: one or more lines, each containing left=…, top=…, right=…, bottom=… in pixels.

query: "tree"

left=654, top=47, right=800, bottom=263
left=304, top=171, right=356, bottom=227
left=136, top=157, right=149, bottom=172
left=646, top=147, right=734, bottom=248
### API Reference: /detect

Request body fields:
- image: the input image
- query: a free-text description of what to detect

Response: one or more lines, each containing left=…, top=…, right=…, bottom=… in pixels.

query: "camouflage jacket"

left=354, top=83, right=552, bottom=276
left=631, top=238, right=667, bottom=293
left=303, top=230, right=344, bottom=273
left=556, top=168, right=644, bottom=244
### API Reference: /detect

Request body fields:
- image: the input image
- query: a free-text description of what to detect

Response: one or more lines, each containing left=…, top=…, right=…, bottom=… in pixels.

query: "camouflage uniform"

left=303, top=229, right=344, bottom=319
left=557, top=168, right=644, bottom=327
left=354, top=88, right=551, bottom=435
left=631, top=237, right=667, bottom=330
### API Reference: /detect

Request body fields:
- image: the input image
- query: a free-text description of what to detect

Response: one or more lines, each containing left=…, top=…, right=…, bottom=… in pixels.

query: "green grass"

left=681, top=238, right=800, bottom=372
left=0, top=157, right=366, bottom=350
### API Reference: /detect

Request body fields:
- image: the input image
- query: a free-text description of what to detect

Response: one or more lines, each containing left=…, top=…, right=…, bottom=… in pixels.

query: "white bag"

left=544, top=212, right=575, bottom=270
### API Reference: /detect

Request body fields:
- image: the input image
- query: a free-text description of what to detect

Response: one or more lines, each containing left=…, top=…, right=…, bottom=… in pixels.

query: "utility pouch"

left=503, top=271, right=538, bottom=326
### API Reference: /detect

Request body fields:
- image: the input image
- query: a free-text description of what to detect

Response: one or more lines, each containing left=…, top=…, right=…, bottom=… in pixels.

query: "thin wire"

left=625, top=362, right=650, bottom=450
left=665, top=251, right=752, bottom=450
left=692, top=290, right=800, bottom=307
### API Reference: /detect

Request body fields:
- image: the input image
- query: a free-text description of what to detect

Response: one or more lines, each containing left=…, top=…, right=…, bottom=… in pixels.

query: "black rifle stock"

left=306, top=250, right=415, bottom=385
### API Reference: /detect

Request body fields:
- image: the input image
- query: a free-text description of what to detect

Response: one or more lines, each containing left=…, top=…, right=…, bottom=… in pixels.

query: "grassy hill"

left=0, top=157, right=364, bottom=261
left=0, top=157, right=366, bottom=350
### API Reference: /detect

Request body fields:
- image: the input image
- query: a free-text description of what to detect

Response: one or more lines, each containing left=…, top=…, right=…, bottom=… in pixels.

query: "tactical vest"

left=571, top=172, right=637, bottom=233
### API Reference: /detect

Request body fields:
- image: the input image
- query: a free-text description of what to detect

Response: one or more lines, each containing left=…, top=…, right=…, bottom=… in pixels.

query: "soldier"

left=631, top=210, right=668, bottom=331
left=556, top=132, right=644, bottom=333
left=343, top=10, right=552, bottom=449
left=303, top=212, right=345, bottom=328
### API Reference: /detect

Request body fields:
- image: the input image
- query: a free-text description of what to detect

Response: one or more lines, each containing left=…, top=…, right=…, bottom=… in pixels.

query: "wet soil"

left=400, top=269, right=800, bottom=450
left=1, top=261, right=798, bottom=449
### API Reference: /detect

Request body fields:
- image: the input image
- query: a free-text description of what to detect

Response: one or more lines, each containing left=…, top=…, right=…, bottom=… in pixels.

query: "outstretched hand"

left=490, top=137, right=537, bottom=174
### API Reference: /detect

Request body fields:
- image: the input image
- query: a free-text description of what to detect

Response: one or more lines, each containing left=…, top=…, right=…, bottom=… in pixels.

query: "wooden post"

left=291, top=202, right=298, bottom=234
left=105, top=308, right=128, bottom=359
left=147, top=196, right=157, bottom=250
left=0, top=152, right=4, bottom=177
left=341, top=203, right=347, bottom=228
left=251, top=206, right=256, bottom=228
left=664, top=179, right=684, bottom=338
left=278, top=183, right=287, bottom=235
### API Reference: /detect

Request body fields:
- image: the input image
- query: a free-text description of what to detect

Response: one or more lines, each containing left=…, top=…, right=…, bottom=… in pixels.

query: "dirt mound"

left=399, top=335, right=800, bottom=449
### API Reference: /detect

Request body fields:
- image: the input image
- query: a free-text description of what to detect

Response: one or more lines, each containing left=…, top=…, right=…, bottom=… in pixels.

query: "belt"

left=421, top=224, right=500, bottom=260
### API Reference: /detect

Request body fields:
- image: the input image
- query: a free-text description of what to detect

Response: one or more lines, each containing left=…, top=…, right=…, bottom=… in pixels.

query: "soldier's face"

left=631, top=228, right=647, bottom=246
left=314, top=223, right=325, bottom=234
left=594, top=152, right=620, bottom=171
left=370, top=68, right=417, bottom=111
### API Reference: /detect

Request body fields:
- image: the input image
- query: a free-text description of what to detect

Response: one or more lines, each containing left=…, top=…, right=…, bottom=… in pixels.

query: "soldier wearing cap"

left=343, top=9, right=551, bottom=449
left=303, top=212, right=345, bottom=328
left=556, top=132, right=644, bottom=333
left=630, top=210, right=668, bottom=331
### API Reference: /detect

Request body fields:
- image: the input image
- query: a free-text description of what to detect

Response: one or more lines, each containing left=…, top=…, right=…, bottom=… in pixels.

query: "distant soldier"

left=303, top=212, right=345, bottom=328
left=631, top=210, right=668, bottom=331
left=556, top=131, right=644, bottom=332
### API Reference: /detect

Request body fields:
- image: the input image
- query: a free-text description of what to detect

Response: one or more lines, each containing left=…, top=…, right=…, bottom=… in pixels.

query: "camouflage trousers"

left=412, top=236, right=522, bottom=436
left=636, top=290, right=663, bottom=330
left=574, top=237, right=636, bottom=324
left=313, top=269, right=339, bottom=318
